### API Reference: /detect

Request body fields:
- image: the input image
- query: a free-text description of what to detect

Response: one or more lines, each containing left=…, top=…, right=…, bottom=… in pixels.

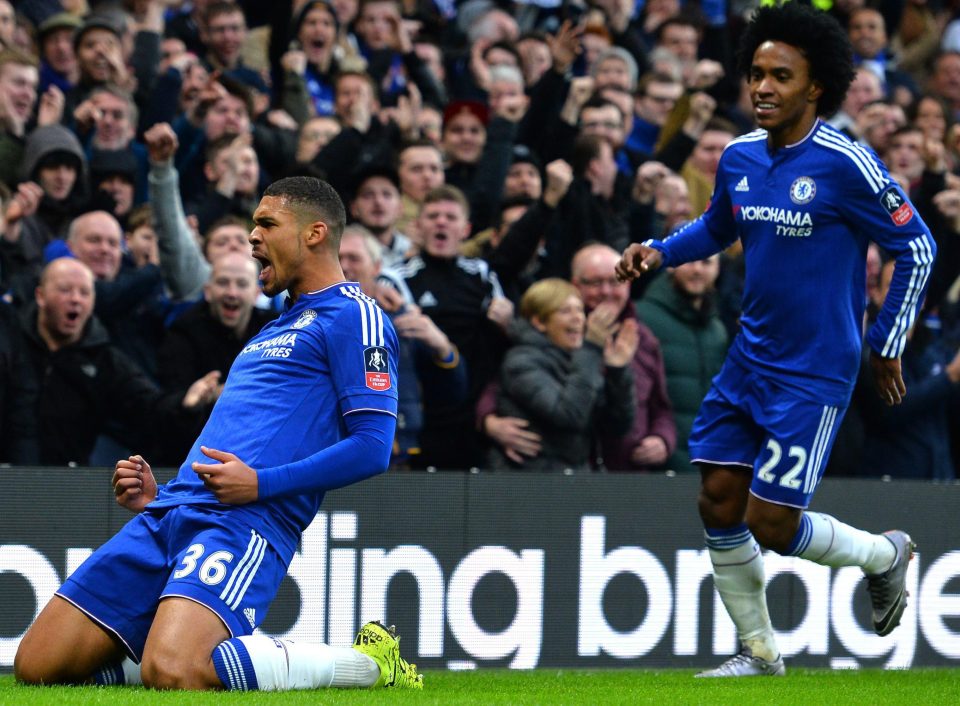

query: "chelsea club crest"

left=292, top=309, right=318, bottom=329
left=789, top=177, right=816, bottom=205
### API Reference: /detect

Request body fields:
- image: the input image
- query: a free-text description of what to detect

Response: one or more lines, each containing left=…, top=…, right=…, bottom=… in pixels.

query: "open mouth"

left=253, top=252, right=273, bottom=284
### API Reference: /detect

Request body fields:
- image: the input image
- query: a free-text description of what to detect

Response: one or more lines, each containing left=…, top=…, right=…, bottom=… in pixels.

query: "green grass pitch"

left=2, top=668, right=959, bottom=705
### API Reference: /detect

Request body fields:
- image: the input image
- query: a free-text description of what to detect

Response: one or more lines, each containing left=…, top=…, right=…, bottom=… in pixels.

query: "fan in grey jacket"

left=490, top=278, right=638, bottom=472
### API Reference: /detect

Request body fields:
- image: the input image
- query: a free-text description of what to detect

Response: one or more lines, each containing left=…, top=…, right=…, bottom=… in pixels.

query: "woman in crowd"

left=490, top=278, right=637, bottom=471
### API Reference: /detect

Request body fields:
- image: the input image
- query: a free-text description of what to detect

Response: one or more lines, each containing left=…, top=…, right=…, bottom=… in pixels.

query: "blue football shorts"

left=688, top=358, right=847, bottom=508
left=57, top=504, right=287, bottom=661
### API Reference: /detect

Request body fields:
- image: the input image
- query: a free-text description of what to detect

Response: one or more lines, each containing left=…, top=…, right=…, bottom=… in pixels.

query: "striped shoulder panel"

left=338, top=284, right=385, bottom=347
left=724, top=129, right=767, bottom=151
left=811, top=126, right=889, bottom=194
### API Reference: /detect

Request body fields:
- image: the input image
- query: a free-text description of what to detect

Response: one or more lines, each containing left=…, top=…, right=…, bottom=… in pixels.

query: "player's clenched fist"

left=112, top=454, right=158, bottom=512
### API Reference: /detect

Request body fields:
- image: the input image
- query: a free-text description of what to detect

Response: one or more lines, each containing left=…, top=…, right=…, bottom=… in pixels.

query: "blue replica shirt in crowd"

left=649, top=120, right=936, bottom=405
left=150, top=282, right=399, bottom=559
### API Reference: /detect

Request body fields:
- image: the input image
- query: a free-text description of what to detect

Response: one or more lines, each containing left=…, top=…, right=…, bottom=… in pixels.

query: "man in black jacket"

left=156, top=252, right=277, bottom=463
left=378, top=185, right=513, bottom=469
left=18, top=258, right=219, bottom=466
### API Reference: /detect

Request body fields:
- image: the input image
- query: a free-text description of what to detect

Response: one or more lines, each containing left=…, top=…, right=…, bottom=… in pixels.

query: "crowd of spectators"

left=0, top=0, right=958, bottom=480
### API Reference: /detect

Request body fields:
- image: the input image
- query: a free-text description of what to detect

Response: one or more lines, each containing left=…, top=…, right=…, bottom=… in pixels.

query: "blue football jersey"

left=150, top=282, right=399, bottom=558
left=650, top=120, right=936, bottom=405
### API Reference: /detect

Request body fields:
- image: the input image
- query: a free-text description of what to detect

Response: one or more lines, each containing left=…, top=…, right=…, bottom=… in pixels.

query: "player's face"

left=749, top=41, right=822, bottom=147
left=250, top=196, right=310, bottom=297
left=534, top=294, right=585, bottom=352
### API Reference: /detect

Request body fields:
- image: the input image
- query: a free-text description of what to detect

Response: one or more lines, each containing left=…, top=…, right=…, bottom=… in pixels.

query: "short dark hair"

left=263, top=176, right=346, bottom=246
left=579, top=95, right=624, bottom=123
left=206, top=1, right=245, bottom=25
left=736, top=3, right=854, bottom=119
left=571, top=133, right=606, bottom=176
left=214, top=73, right=255, bottom=119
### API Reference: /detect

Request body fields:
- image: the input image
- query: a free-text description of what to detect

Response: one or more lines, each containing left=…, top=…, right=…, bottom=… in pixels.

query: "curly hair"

left=736, top=3, right=854, bottom=119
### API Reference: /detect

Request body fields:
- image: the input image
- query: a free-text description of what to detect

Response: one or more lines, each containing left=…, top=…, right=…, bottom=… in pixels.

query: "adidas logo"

left=418, top=291, right=438, bottom=307
left=735, top=176, right=750, bottom=192
left=244, top=607, right=256, bottom=628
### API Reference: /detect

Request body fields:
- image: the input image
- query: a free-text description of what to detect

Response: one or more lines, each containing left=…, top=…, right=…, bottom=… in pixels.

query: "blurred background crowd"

left=0, top=0, right=958, bottom=479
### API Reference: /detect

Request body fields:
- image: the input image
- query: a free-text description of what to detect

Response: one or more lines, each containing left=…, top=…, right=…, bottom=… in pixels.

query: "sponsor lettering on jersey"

left=364, top=346, right=391, bottom=391
left=241, top=332, right=299, bottom=355
left=879, top=185, right=914, bottom=226
left=737, top=204, right=813, bottom=227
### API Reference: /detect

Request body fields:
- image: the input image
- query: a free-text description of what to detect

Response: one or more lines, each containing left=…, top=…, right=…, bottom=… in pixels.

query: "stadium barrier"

left=1, top=469, right=959, bottom=672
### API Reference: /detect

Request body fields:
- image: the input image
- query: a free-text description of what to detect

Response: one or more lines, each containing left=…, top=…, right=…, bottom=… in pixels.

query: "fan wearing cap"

left=461, top=150, right=575, bottom=303
left=65, top=9, right=164, bottom=123
left=441, top=95, right=518, bottom=234
left=3, top=125, right=88, bottom=294
left=89, top=149, right=139, bottom=227
left=37, top=12, right=81, bottom=95
left=66, top=14, right=130, bottom=113
left=460, top=143, right=542, bottom=259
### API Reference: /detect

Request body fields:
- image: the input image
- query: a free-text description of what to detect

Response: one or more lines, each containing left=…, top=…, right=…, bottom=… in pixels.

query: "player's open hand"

left=192, top=446, right=259, bottom=504
left=869, top=351, right=906, bottom=406
left=113, top=454, right=158, bottom=512
left=615, top=243, right=662, bottom=282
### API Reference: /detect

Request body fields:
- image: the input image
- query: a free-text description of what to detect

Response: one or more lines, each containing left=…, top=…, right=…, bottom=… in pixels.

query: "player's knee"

left=697, top=487, right=739, bottom=526
left=13, top=645, right=57, bottom=685
left=13, top=650, right=42, bottom=685
left=141, top=652, right=214, bottom=691
left=746, top=517, right=794, bottom=554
